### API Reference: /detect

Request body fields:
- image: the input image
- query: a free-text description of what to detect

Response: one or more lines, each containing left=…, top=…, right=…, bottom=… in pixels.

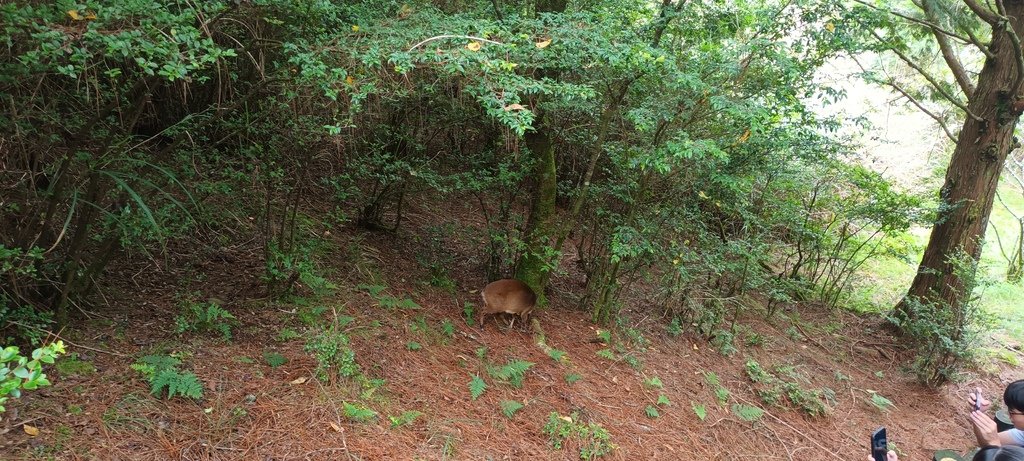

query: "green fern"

left=342, top=402, right=377, bottom=422
left=490, top=360, right=534, bottom=388
left=389, top=410, right=423, bottom=427
left=500, top=400, right=524, bottom=419
left=263, top=352, right=287, bottom=368
left=731, top=403, right=764, bottom=422
left=547, top=348, right=567, bottom=363
left=151, top=368, right=203, bottom=399
left=469, top=374, right=487, bottom=400
left=692, top=402, right=707, bottom=421
left=644, top=405, right=660, bottom=418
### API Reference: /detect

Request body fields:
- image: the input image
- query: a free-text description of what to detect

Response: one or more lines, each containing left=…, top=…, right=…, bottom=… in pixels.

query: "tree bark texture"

left=902, top=1, right=1024, bottom=312
left=515, top=124, right=557, bottom=306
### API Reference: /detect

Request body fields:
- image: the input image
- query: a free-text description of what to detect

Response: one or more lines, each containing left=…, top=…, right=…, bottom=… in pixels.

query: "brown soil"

left=1, top=199, right=1021, bottom=461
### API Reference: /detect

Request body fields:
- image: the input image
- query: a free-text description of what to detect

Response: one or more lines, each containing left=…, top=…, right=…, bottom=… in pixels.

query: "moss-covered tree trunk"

left=512, top=0, right=566, bottom=303
left=515, top=123, right=557, bottom=305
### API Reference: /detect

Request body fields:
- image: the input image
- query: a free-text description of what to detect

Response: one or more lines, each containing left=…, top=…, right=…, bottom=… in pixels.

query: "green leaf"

left=469, top=374, right=487, bottom=400
left=657, top=394, right=671, bottom=406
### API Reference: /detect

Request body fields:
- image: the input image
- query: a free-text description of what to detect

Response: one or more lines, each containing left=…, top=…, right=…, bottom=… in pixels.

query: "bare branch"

left=408, top=35, right=503, bottom=52
left=852, top=56, right=960, bottom=142
left=870, top=29, right=982, bottom=120
left=966, top=27, right=997, bottom=59
left=853, top=0, right=972, bottom=44
left=963, top=0, right=1001, bottom=24
left=920, top=0, right=976, bottom=97
left=886, top=78, right=960, bottom=143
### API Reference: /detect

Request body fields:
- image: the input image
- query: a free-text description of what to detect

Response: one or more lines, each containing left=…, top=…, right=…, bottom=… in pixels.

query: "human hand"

left=868, top=450, right=898, bottom=461
left=969, top=409, right=1001, bottom=447
left=969, top=387, right=992, bottom=412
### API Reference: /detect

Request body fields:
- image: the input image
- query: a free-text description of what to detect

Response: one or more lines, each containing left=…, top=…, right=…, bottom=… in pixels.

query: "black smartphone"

left=871, top=427, right=888, bottom=461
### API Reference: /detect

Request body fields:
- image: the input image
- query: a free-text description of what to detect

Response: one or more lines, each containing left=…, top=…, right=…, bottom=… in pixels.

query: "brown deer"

left=478, top=279, right=537, bottom=329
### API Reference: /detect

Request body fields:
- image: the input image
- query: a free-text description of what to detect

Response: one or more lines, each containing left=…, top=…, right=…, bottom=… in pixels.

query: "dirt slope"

left=1, top=206, right=1020, bottom=461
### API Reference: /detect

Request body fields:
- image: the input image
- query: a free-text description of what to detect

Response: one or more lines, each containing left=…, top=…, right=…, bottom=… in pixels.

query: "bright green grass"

left=850, top=181, right=1024, bottom=343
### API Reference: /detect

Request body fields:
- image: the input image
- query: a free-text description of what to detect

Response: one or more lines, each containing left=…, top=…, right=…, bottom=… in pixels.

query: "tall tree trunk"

left=515, top=124, right=557, bottom=305
left=900, top=2, right=1024, bottom=315
left=512, top=0, right=566, bottom=301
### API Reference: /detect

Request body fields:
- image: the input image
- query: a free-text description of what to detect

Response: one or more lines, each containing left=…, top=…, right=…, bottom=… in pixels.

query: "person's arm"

left=999, top=429, right=1024, bottom=447
left=867, top=451, right=899, bottom=461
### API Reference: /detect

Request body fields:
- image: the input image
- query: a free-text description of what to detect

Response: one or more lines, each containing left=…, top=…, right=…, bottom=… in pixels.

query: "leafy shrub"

left=0, top=341, right=65, bottom=413
left=305, top=319, right=359, bottom=381
left=542, top=412, right=615, bottom=459
left=744, top=360, right=830, bottom=417
left=887, top=252, right=991, bottom=386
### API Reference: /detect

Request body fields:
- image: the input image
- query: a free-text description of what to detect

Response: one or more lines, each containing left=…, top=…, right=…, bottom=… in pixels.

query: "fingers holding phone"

left=969, top=387, right=992, bottom=412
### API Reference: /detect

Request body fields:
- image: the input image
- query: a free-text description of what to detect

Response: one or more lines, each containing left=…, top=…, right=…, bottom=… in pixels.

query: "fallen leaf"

left=290, top=376, right=308, bottom=385
left=329, top=422, right=343, bottom=433
left=503, top=103, right=526, bottom=111
left=345, top=75, right=355, bottom=86
left=24, top=424, right=39, bottom=436
left=351, top=25, right=360, bottom=32
left=535, top=39, right=552, bottom=49
left=560, top=415, right=573, bottom=423
left=67, top=10, right=82, bottom=20
left=84, top=10, right=97, bottom=20
left=824, top=22, right=835, bottom=33
left=466, top=41, right=482, bottom=52
left=398, top=4, right=413, bottom=19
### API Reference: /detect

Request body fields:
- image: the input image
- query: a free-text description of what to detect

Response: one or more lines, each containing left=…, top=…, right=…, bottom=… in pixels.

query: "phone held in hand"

left=871, top=427, right=888, bottom=461
left=975, top=390, right=983, bottom=411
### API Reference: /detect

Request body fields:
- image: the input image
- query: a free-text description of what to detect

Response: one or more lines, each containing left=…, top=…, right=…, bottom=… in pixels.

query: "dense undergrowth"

left=0, top=0, right=1014, bottom=418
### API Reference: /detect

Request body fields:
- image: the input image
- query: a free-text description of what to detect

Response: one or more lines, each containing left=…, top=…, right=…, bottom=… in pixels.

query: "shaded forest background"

left=2, top=0, right=1024, bottom=438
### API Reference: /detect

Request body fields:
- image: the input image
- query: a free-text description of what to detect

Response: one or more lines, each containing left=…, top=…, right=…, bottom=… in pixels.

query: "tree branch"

left=965, top=27, right=997, bottom=59
left=408, top=35, right=503, bottom=52
left=870, top=29, right=982, bottom=120
left=491, top=0, right=503, bottom=22
left=884, top=77, right=960, bottom=143
left=996, top=0, right=1024, bottom=95
left=920, top=0, right=976, bottom=97
left=963, top=0, right=1001, bottom=24
left=853, top=0, right=972, bottom=44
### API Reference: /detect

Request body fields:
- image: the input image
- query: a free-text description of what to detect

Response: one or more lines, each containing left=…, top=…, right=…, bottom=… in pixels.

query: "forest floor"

left=2, top=198, right=1022, bottom=461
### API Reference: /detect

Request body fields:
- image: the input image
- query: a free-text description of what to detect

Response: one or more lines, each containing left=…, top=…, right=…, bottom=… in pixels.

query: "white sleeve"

left=1008, top=428, right=1024, bottom=446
